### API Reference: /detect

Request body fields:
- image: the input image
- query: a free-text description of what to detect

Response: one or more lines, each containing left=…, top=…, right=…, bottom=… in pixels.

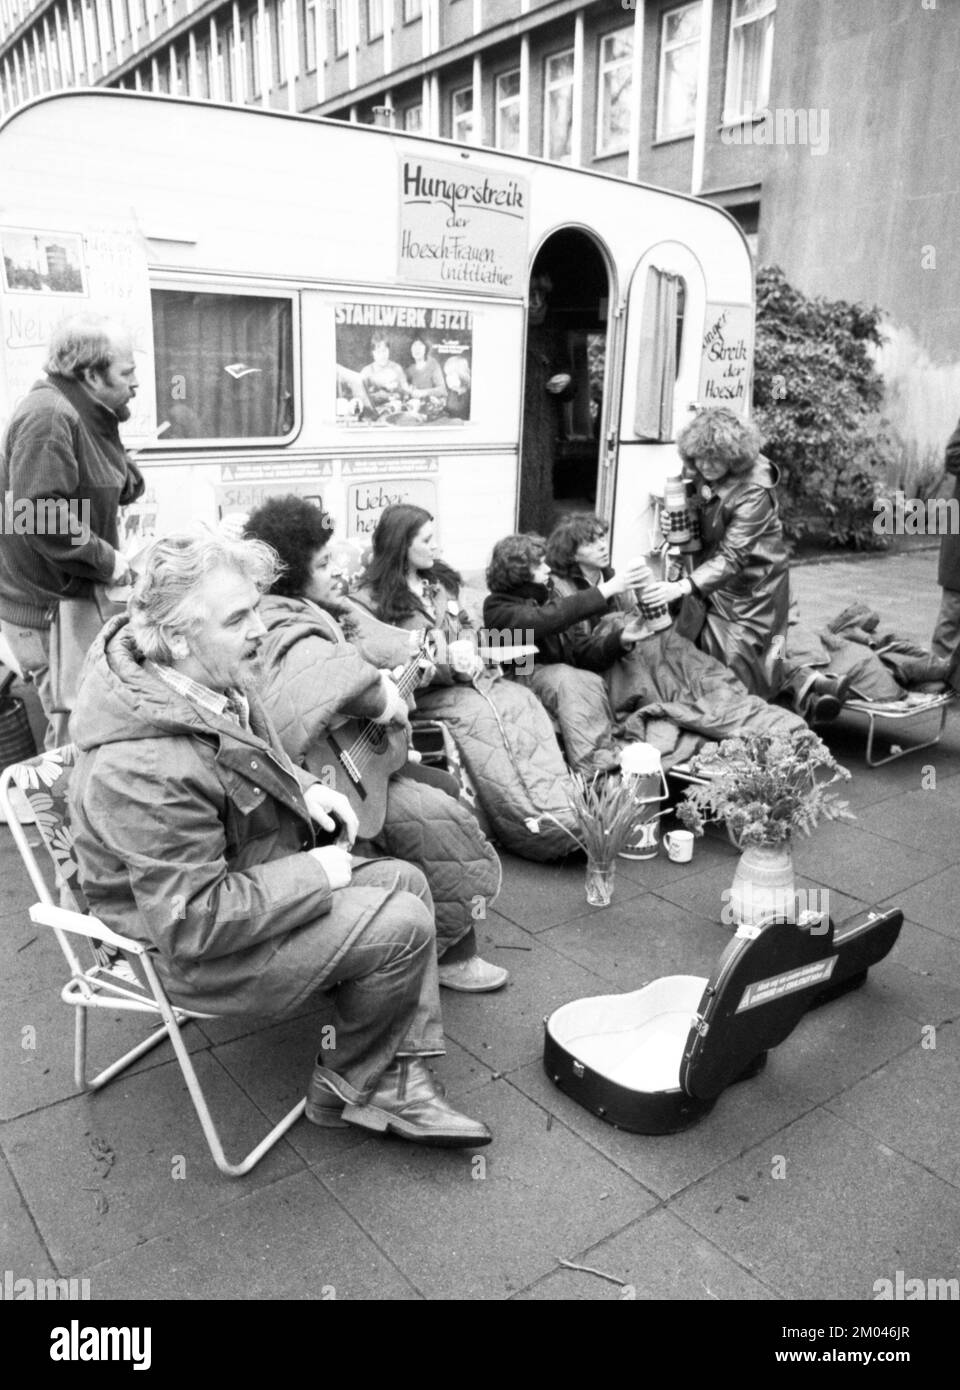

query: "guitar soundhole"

left=369, top=726, right=388, bottom=752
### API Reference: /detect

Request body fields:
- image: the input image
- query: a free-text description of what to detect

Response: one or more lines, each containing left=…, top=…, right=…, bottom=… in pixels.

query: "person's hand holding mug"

left=599, top=558, right=652, bottom=599
left=545, top=373, right=572, bottom=395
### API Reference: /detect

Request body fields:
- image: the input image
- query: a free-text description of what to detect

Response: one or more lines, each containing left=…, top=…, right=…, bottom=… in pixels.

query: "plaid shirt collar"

left=149, top=662, right=250, bottom=730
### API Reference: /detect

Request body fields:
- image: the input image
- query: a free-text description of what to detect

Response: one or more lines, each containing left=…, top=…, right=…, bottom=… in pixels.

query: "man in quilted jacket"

left=69, top=531, right=492, bottom=1148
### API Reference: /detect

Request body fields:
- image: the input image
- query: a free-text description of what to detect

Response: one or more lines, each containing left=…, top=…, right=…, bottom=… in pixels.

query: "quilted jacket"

left=257, top=594, right=501, bottom=945
left=352, top=583, right=579, bottom=861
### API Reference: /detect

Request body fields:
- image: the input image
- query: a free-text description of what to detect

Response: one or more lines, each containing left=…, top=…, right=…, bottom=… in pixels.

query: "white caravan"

left=0, top=90, right=754, bottom=574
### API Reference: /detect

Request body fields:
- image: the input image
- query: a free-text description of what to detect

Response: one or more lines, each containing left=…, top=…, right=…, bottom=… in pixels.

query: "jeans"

left=0, top=620, right=71, bottom=749
left=308, top=857, right=446, bottom=1103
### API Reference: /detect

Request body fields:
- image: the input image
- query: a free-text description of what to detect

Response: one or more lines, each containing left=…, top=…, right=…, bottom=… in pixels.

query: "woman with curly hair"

left=351, top=504, right=583, bottom=862
left=644, top=406, right=791, bottom=700
left=244, top=494, right=506, bottom=993
left=483, top=532, right=648, bottom=774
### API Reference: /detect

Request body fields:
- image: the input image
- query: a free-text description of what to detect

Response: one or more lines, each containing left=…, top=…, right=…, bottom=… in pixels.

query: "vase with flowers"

left=677, top=731, right=855, bottom=926
left=546, top=773, right=648, bottom=907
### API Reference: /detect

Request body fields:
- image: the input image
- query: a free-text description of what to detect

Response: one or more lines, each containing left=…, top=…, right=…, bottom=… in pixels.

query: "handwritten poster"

left=698, top=303, right=754, bottom=411
left=335, top=302, right=473, bottom=426
left=398, top=156, right=529, bottom=296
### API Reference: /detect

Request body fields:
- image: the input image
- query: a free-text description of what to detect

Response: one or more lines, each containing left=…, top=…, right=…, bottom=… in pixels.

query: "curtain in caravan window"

left=152, top=291, right=294, bottom=440
left=634, top=267, right=683, bottom=440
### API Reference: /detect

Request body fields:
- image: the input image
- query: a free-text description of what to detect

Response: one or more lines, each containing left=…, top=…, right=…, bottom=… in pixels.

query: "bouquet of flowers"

left=677, top=730, right=854, bottom=848
left=547, top=772, right=646, bottom=863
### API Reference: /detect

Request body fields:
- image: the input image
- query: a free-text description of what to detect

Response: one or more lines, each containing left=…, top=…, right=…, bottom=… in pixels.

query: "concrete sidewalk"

left=2, top=547, right=958, bottom=1302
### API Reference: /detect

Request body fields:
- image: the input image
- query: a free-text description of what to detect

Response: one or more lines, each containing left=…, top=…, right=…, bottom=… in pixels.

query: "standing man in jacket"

left=0, top=312, right=144, bottom=745
left=69, top=531, right=492, bottom=1148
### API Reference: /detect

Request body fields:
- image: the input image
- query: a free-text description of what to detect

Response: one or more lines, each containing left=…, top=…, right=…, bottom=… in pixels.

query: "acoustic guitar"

left=311, top=647, right=427, bottom=840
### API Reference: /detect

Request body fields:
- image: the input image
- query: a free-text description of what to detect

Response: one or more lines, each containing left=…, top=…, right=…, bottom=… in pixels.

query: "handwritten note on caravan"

left=398, top=157, right=529, bottom=295
left=698, top=303, right=754, bottom=412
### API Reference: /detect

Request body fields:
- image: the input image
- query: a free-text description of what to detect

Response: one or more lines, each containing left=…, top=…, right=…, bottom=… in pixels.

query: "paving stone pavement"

left=1, top=546, right=958, bottom=1305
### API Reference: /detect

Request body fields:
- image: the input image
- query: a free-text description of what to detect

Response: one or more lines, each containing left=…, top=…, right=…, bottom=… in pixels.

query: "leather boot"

left=305, top=1068, right=350, bottom=1128
left=801, top=672, right=848, bottom=724
left=342, top=1057, right=492, bottom=1147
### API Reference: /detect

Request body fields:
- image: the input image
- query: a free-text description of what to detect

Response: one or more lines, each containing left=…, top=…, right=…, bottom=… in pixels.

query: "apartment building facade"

left=2, top=0, right=958, bottom=460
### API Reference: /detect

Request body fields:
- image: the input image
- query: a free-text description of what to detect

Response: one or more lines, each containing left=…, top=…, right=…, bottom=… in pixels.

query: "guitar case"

left=543, top=906, right=904, bottom=1135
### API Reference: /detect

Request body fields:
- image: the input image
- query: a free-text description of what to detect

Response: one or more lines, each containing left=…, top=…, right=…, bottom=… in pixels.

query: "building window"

left=724, top=0, right=775, bottom=122
left=151, top=290, right=296, bottom=442
left=218, top=29, right=234, bottom=101
left=596, top=28, right=632, bottom=155
left=303, top=0, right=317, bottom=71
left=451, top=84, right=473, bottom=143
left=334, top=0, right=348, bottom=55
left=657, top=2, right=701, bottom=139
left=403, top=0, right=421, bottom=22
left=367, top=0, right=383, bottom=40
left=543, top=48, right=574, bottom=164
left=242, top=11, right=260, bottom=99
left=403, top=103, right=422, bottom=132
left=195, top=37, right=211, bottom=97
left=495, top=68, right=520, bottom=152
left=270, top=0, right=285, bottom=86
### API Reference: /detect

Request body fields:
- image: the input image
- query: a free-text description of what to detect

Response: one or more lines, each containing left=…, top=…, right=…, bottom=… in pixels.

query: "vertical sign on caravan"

left=698, top=303, right=754, bottom=412
left=397, top=157, right=530, bottom=295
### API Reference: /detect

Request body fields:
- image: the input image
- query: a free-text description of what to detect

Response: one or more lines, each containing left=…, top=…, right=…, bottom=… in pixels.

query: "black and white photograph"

left=0, top=0, right=957, bottom=1352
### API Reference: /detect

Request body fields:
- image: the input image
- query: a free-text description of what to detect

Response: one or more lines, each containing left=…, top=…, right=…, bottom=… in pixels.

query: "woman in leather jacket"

left=646, top=406, right=790, bottom=700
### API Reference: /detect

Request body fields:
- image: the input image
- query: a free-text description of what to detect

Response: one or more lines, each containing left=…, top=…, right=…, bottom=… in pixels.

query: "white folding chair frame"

left=0, top=759, right=305, bottom=1177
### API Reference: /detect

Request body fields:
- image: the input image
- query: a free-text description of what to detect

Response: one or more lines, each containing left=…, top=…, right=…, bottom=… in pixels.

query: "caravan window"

left=152, top=290, right=296, bottom=442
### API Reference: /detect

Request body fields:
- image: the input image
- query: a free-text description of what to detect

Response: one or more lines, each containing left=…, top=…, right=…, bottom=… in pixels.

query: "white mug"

left=663, top=829, right=694, bottom=863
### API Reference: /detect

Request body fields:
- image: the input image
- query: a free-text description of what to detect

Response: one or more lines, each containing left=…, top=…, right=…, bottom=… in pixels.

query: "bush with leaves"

left=752, top=265, right=897, bottom=548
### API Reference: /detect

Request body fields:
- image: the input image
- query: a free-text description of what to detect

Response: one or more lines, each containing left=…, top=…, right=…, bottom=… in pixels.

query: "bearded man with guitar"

left=246, top=496, right=507, bottom=993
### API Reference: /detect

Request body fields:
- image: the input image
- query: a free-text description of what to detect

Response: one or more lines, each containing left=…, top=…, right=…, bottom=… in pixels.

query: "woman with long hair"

left=244, top=495, right=506, bottom=993
left=352, top=505, right=581, bottom=861
left=483, top=532, right=647, bottom=774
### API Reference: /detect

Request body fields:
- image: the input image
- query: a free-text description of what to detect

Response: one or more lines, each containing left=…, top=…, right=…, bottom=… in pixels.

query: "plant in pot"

left=676, top=731, right=854, bottom=927
left=546, top=773, right=648, bottom=907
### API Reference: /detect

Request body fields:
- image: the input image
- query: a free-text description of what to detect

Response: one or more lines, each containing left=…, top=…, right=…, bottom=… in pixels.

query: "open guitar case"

left=543, top=906, right=903, bottom=1135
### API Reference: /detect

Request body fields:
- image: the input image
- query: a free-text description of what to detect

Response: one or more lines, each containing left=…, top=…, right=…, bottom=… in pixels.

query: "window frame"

left=146, top=280, right=302, bottom=451
left=542, top=46, right=575, bottom=164
left=494, top=67, right=521, bottom=152
left=451, top=82, right=474, bottom=144
left=656, top=1, right=702, bottom=141
left=367, top=0, right=383, bottom=40
left=723, top=0, right=776, bottom=124
left=403, top=0, right=421, bottom=23
left=402, top=102, right=423, bottom=133
left=595, top=26, right=633, bottom=157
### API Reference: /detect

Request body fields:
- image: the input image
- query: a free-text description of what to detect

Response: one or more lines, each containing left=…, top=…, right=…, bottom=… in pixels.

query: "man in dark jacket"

left=931, top=417, right=960, bottom=687
left=69, top=532, right=491, bottom=1149
left=0, top=312, right=144, bottom=744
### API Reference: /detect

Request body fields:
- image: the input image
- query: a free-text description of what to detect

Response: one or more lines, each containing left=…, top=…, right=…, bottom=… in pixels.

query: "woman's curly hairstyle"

left=677, top=406, right=762, bottom=478
left=544, top=514, right=608, bottom=577
left=243, top=495, right=334, bottom=597
left=485, top=534, right=546, bottom=593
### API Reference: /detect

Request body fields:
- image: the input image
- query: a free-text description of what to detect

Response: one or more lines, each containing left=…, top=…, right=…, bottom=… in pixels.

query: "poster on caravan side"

left=335, top=302, right=473, bottom=426
left=698, top=303, right=753, bottom=412
left=397, top=155, right=529, bottom=296
left=0, top=222, right=157, bottom=445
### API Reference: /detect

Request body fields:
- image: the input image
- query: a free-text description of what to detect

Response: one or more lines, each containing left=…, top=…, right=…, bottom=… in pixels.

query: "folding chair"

left=0, top=746, right=305, bottom=1177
